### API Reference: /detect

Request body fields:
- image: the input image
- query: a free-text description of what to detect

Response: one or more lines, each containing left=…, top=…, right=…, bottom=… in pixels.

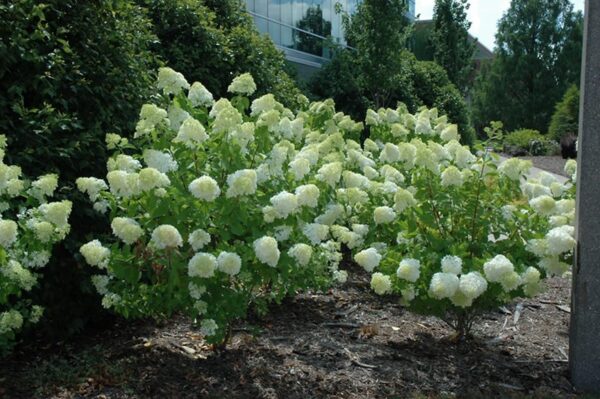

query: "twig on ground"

left=558, top=347, right=568, bottom=360
left=496, top=382, right=525, bottom=391
left=556, top=305, right=571, bottom=313
left=335, top=304, right=359, bottom=318
left=343, top=348, right=378, bottom=369
left=322, top=322, right=360, bottom=328
left=513, top=303, right=523, bottom=325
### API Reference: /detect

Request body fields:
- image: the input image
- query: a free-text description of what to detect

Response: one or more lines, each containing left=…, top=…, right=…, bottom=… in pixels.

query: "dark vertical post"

left=570, top=0, right=600, bottom=393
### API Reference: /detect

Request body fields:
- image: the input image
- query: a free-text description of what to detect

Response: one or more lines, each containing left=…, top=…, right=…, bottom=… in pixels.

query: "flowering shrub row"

left=74, top=68, right=577, bottom=343
left=0, top=138, right=72, bottom=353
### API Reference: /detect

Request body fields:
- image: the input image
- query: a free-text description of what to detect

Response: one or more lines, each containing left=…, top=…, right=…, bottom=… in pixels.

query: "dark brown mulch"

left=0, top=268, right=579, bottom=399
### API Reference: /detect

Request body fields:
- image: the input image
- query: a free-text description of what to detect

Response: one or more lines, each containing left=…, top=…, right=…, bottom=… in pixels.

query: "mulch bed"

left=1, top=265, right=577, bottom=399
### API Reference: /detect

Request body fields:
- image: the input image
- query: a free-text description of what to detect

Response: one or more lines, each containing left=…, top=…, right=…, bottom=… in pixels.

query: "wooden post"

left=569, top=0, right=600, bottom=392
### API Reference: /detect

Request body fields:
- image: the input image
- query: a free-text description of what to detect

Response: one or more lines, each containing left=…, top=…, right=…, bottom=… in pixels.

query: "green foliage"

left=471, top=0, right=583, bottom=134
left=549, top=85, right=580, bottom=141
left=138, top=0, right=302, bottom=108
left=504, top=129, right=557, bottom=156
left=431, top=0, right=476, bottom=94
left=0, top=0, right=158, bottom=179
left=0, top=0, right=160, bottom=338
left=309, top=49, right=369, bottom=121
left=311, top=53, right=475, bottom=147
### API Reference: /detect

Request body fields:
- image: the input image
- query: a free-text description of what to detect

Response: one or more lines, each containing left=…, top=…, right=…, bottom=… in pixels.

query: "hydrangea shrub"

left=80, top=67, right=576, bottom=343
left=78, top=68, right=352, bottom=345
left=335, top=107, right=576, bottom=337
left=0, top=138, right=72, bottom=353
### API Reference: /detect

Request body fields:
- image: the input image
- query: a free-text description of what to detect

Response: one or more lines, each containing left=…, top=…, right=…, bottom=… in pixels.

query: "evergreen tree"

left=472, top=0, right=583, bottom=134
left=340, top=0, right=413, bottom=109
left=548, top=85, right=580, bottom=141
left=431, top=0, right=476, bottom=94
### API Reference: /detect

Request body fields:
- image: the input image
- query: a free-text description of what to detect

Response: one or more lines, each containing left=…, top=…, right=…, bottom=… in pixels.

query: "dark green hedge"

left=0, top=0, right=160, bottom=337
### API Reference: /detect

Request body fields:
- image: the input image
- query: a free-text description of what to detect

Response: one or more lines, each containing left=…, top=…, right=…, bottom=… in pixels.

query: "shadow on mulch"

left=0, top=270, right=581, bottom=399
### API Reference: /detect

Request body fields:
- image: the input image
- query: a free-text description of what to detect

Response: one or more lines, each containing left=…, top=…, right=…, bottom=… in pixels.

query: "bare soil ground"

left=0, top=265, right=580, bottom=399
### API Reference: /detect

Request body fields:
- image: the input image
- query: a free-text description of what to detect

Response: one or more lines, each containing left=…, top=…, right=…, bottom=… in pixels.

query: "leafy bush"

left=0, top=138, right=72, bottom=354
left=138, top=0, right=302, bottom=109
left=548, top=85, right=580, bottom=142
left=503, top=129, right=557, bottom=156
left=0, top=0, right=160, bottom=337
left=80, top=68, right=574, bottom=343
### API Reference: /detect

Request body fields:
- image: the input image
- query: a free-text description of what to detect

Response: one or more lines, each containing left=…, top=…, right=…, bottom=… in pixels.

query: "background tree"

left=341, top=0, right=413, bottom=109
left=430, top=0, right=476, bottom=94
left=311, top=0, right=475, bottom=145
left=471, top=0, right=583, bottom=134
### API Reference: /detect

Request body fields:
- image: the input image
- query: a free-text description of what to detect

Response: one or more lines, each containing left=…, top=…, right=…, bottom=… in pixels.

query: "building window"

left=246, top=1, right=416, bottom=62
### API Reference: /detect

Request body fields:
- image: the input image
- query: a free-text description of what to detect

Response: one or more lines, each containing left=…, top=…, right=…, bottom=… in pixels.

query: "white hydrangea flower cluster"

left=29, top=174, right=58, bottom=201
left=371, top=272, right=392, bottom=295
left=288, top=243, right=313, bottom=267
left=253, top=236, right=280, bottom=267
left=80, top=240, right=110, bottom=269
left=150, top=225, right=183, bottom=250
left=189, top=176, right=220, bottom=201
left=174, top=117, right=209, bottom=147
left=483, top=255, right=522, bottom=292
left=111, top=217, right=144, bottom=245
left=354, top=248, right=381, bottom=272
left=188, top=82, right=214, bottom=108
left=157, top=67, right=190, bottom=95
left=135, top=104, right=168, bottom=138
left=226, top=169, right=257, bottom=198
left=227, top=73, right=257, bottom=96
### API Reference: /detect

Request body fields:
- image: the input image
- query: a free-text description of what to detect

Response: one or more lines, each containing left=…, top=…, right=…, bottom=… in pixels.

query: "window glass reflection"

left=293, top=2, right=332, bottom=57
left=281, top=1, right=294, bottom=48
left=254, top=0, right=268, bottom=33
left=247, top=0, right=367, bottom=59
left=268, top=0, right=282, bottom=44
